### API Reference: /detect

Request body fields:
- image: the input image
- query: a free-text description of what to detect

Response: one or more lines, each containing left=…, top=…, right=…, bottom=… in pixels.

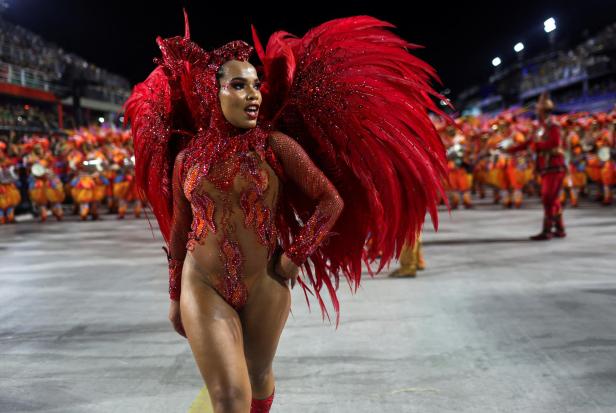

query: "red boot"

left=553, top=214, right=566, bottom=238
left=530, top=216, right=553, bottom=241
left=251, top=390, right=274, bottom=413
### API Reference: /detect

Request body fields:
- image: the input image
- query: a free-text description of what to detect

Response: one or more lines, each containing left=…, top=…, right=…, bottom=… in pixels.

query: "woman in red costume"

left=125, top=13, right=448, bottom=412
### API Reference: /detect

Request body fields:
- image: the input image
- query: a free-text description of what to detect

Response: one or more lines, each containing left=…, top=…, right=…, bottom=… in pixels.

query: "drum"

left=598, top=147, right=611, bottom=162
left=31, top=163, right=46, bottom=177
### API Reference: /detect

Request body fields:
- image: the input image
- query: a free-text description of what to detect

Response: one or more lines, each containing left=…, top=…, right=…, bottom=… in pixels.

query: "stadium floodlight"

left=492, top=57, right=502, bottom=67
left=544, top=18, right=556, bottom=33
left=98, top=117, right=105, bottom=123
left=514, top=42, right=525, bottom=53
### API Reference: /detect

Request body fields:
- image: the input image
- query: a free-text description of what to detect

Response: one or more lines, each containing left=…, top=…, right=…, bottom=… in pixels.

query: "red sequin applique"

left=180, top=127, right=277, bottom=309
left=284, top=209, right=331, bottom=266
left=240, top=153, right=276, bottom=256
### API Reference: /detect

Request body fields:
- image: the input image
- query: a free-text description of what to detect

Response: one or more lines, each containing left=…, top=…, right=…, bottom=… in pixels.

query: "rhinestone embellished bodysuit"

left=168, top=126, right=343, bottom=310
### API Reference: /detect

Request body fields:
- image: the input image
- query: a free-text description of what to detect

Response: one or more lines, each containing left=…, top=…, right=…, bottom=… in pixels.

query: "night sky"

left=3, top=0, right=615, bottom=98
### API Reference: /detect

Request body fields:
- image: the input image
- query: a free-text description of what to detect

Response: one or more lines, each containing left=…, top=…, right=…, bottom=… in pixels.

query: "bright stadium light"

left=492, top=57, right=502, bottom=67
left=514, top=42, right=525, bottom=53
left=98, top=117, right=105, bottom=123
left=544, top=18, right=556, bottom=33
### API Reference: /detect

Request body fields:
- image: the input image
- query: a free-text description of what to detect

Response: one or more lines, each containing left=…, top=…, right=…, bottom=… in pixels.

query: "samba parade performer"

left=508, top=93, right=566, bottom=240
left=24, top=138, right=65, bottom=222
left=596, top=122, right=615, bottom=206
left=561, top=124, right=587, bottom=207
left=69, top=135, right=110, bottom=220
left=583, top=117, right=613, bottom=205
left=0, top=141, right=21, bottom=224
left=500, top=122, right=532, bottom=208
left=444, top=124, right=473, bottom=209
left=472, top=126, right=492, bottom=200
left=125, top=12, right=448, bottom=412
left=112, top=154, right=142, bottom=219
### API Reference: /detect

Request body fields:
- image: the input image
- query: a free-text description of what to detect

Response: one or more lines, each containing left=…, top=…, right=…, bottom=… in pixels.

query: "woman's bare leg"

left=181, top=266, right=251, bottom=413
left=241, top=272, right=291, bottom=399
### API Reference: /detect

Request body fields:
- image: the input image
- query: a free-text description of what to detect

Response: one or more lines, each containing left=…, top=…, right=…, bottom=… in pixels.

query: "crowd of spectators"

left=0, top=16, right=130, bottom=103
left=0, top=101, right=90, bottom=134
left=520, top=23, right=616, bottom=94
left=0, top=103, right=61, bottom=130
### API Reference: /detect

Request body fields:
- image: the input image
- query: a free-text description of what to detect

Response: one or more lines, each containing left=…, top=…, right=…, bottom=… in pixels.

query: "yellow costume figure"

left=389, top=235, right=425, bottom=278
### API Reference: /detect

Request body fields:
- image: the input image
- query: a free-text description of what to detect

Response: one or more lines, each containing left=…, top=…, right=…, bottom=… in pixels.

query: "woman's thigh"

left=180, top=267, right=251, bottom=404
left=240, top=271, right=291, bottom=377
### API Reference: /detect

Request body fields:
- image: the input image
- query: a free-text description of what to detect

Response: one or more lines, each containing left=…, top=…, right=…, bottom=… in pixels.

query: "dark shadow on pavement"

left=423, top=237, right=533, bottom=246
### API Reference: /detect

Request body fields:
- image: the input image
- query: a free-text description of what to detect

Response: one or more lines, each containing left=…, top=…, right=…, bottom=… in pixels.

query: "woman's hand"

left=168, top=300, right=186, bottom=338
left=276, top=253, right=300, bottom=287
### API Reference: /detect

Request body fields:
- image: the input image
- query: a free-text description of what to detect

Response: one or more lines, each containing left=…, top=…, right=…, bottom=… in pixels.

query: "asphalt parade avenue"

left=1, top=198, right=615, bottom=413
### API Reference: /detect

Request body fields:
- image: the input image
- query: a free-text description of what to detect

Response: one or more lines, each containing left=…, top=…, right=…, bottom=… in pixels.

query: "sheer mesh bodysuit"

left=167, top=131, right=343, bottom=310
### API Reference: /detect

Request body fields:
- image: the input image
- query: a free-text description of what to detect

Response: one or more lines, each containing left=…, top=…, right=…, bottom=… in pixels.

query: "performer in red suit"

left=509, top=93, right=566, bottom=240
left=125, top=12, right=448, bottom=412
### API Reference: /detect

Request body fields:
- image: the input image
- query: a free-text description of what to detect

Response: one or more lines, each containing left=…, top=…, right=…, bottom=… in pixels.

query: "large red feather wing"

left=124, top=13, right=201, bottom=243
left=254, top=16, right=449, bottom=320
left=124, top=66, right=176, bottom=242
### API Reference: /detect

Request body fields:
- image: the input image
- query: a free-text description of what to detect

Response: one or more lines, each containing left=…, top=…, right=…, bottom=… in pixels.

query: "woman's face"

left=218, top=60, right=262, bottom=129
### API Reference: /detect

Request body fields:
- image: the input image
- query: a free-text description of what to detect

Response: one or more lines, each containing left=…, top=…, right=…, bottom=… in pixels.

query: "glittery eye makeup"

left=221, top=79, right=261, bottom=91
